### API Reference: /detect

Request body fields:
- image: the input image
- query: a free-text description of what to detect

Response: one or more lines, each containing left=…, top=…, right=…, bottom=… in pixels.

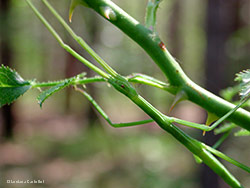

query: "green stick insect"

left=32, top=0, right=247, bottom=133
left=21, top=0, right=250, bottom=187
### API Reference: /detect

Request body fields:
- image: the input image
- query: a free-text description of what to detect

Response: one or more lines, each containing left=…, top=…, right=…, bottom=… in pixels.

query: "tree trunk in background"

left=84, top=14, right=102, bottom=127
left=168, top=0, right=181, bottom=58
left=64, top=13, right=101, bottom=128
left=202, top=0, right=241, bottom=187
left=0, top=0, right=15, bottom=138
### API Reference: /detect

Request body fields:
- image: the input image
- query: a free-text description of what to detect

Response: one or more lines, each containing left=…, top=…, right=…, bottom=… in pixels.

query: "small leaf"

left=234, top=129, right=250, bottom=137
left=0, top=65, right=31, bottom=107
left=37, top=79, right=73, bottom=107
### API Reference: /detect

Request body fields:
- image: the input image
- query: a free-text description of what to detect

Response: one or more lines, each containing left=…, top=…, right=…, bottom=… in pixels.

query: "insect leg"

left=75, top=86, right=154, bottom=127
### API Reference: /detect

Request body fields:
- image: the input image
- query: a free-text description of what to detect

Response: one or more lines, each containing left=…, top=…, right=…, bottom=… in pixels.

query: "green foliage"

left=234, top=129, right=250, bottom=136
left=0, top=64, right=88, bottom=108
left=37, top=80, right=71, bottom=108
left=220, top=69, right=250, bottom=102
left=0, top=65, right=31, bottom=107
left=235, top=69, right=250, bottom=100
left=215, top=70, right=250, bottom=137
left=37, top=72, right=87, bottom=107
left=4, top=1, right=249, bottom=187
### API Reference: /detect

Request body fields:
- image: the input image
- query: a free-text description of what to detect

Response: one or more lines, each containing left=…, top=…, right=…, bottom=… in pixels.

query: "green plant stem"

left=26, top=1, right=248, bottom=186
left=106, top=75, right=242, bottom=187
left=31, top=77, right=106, bottom=88
left=29, top=0, right=239, bottom=132
left=31, top=74, right=176, bottom=93
left=42, top=0, right=118, bottom=77
left=43, top=0, right=177, bottom=94
left=82, top=0, right=250, bottom=131
left=127, top=73, right=177, bottom=94
left=26, top=0, right=109, bottom=79
left=32, top=72, right=241, bottom=132
left=130, top=94, right=242, bottom=188
left=75, top=78, right=249, bottom=180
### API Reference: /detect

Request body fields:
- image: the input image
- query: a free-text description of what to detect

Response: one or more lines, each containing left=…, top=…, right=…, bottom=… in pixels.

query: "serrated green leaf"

left=235, top=69, right=250, bottom=82
left=234, top=129, right=250, bottom=136
left=0, top=65, right=31, bottom=107
left=37, top=79, right=73, bottom=107
left=235, top=69, right=250, bottom=99
left=0, top=64, right=30, bottom=87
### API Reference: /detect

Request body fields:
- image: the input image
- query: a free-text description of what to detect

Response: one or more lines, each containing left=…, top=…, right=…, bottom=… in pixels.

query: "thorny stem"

left=82, top=0, right=250, bottom=132
left=31, top=73, right=176, bottom=93
left=26, top=0, right=250, bottom=187
left=35, top=0, right=246, bottom=133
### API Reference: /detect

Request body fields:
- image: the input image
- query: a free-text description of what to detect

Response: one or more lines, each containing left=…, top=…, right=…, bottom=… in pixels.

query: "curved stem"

left=107, top=74, right=242, bottom=187
left=26, top=1, right=248, bottom=187
left=31, top=73, right=175, bottom=93
left=131, top=94, right=242, bottom=188
left=82, top=0, right=250, bottom=131
left=127, top=73, right=177, bottom=94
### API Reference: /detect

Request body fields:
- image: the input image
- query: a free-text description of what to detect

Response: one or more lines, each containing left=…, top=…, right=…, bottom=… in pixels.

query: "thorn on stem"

left=69, top=0, right=89, bottom=22
left=69, top=13, right=73, bottom=23
left=203, top=112, right=218, bottom=136
left=100, top=6, right=117, bottom=21
left=169, top=90, right=187, bottom=114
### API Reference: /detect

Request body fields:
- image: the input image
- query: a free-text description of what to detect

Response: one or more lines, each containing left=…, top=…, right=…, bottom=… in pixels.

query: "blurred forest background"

left=0, top=0, right=250, bottom=188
